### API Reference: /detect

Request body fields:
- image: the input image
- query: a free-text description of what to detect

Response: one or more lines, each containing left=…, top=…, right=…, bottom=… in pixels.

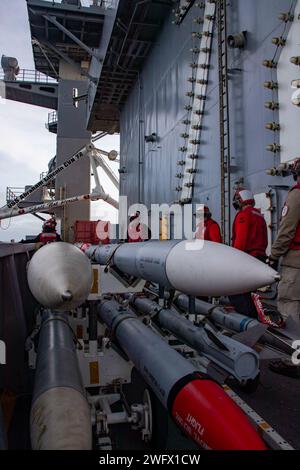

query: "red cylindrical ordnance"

left=98, top=300, right=267, bottom=450
left=171, top=377, right=267, bottom=450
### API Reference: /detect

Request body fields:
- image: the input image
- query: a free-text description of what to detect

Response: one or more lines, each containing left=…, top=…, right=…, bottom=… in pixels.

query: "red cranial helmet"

left=233, top=189, right=255, bottom=210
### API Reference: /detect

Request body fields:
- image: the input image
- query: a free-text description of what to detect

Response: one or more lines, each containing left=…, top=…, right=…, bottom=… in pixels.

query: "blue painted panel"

left=120, top=0, right=296, bottom=232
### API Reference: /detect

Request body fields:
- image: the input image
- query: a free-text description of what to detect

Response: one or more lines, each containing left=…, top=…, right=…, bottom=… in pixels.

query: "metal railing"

left=6, top=187, right=25, bottom=204
left=40, top=172, right=55, bottom=190
left=0, top=69, right=57, bottom=84
left=42, top=0, right=118, bottom=9
left=82, top=0, right=118, bottom=9
left=46, top=111, right=58, bottom=131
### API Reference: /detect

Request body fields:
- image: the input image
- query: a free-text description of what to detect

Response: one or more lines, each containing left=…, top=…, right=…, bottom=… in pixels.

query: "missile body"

left=86, top=240, right=279, bottom=297
left=131, top=297, right=259, bottom=382
left=30, top=311, right=92, bottom=450
left=98, top=299, right=266, bottom=450
left=176, top=296, right=295, bottom=355
left=27, top=242, right=92, bottom=310
left=176, top=295, right=260, bottom=332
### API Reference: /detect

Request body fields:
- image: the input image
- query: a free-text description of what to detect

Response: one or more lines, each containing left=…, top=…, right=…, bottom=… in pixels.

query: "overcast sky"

left=0, top=0, right=119, bottom=242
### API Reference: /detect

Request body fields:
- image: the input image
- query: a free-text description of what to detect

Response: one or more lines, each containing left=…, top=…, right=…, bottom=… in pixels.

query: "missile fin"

left=232, top=324, right=268, bottom=348
left=204, top=327, right=230, bottom=352
left=282, top=317, right=300, bottom=341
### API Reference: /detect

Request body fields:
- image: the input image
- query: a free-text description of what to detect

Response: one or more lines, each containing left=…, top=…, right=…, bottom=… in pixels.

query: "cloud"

left=0, top=0, right=120, bottom=242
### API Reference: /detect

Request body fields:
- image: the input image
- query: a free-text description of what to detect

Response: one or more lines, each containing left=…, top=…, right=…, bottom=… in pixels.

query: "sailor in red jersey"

left=229, top=189, right=268, bottom=318
left=36, top=218, right=61, bottom=244
left=232, top=190, right=268, bottom=260
left=195, top=206, right=222, bottom=243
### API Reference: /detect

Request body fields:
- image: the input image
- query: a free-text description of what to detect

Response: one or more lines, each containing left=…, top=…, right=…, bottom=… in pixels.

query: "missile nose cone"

left=166, top=240, right=279, bottom=297
left=172, top=378, right=267, bottom=450
left=27, top=242, right=92, bottom=310
left=61, top=290, right=73, bottom=302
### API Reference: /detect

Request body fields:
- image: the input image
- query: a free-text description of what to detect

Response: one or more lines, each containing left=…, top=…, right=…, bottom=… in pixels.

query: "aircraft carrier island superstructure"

left=0, top=0, right=300, bottom=451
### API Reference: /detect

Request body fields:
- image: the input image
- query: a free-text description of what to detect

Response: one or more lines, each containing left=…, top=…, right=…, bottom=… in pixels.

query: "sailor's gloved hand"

left=266, top=257, right=279, bottom=271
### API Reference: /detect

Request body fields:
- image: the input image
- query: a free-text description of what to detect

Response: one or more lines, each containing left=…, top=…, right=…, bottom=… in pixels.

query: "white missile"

left=85, top=240, right=279, bottom=297
left=27, top=242, right=92, bottom=310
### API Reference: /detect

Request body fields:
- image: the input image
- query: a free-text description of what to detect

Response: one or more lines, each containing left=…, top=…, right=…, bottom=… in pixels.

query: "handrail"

left=0, top=69, right=57, bottom=84
left=82, top=0, right=118, bottom=8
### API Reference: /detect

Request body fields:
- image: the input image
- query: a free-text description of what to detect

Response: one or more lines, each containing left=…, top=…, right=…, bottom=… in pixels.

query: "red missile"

left=98, top=300, right=267, bottom=450
left=172, top=377, right=267, bottom=450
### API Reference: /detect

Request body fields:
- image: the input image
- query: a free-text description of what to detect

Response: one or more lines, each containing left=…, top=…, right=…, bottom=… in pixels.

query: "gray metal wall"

left=56, top=62, right=92, bottom=241
left=119, top=0, right=296, bottom=235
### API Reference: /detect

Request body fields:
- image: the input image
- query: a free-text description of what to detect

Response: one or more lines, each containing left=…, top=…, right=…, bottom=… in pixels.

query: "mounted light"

left=190, top=47, right=201, bottom=53
left=186, top=168, right=197, bottom=174
left=265, top=101, right=279, bottom=110
left=272, top=37, right=286, bottom=46
left=190, top=139, right=201, bottom=145
left=264, top=81, right=278, bottom=89
left=196, top=95, right=206, bottom=100
left=192, top=32, right=202, bottom=39
left=192, top=124, right=202, bottom=130
left=266, top=168, right=277, bottom=176
left=262, top=60, right=277, bottom=68
left=290, top=56, right=300, bottom=66
left=193, top=17, right=204, bottom=24
left=291, top=79, right=300, bottom=88
left=278, top=12, right=294, bottom=22
left=199, top=64, right=210, bottom=69
left=266, top=144, right=281, bottom=153
left=179, top=146, right=188, bottom=152
left=184, top=105, right=193, bottom=111
left=186, top=91, right=195, bottom=97
left=188, top=154, right=199, bottom=160
left=188, top=77, right=196, bottom=83
left=265, top=122, right=280, bottom=131
left=181, top=133, right=189, bottom=138
left=197, top=79, right=208, bottom=85
left=177, top=160, right=186, bottom=166
left=176, top=173, right=184, bottom=179
left=194, top=110, right=205, bottom=115
left=291, top=89, right=300, bottom=106
left=182, top=119, right=191, bottom=125
left=227, top=31, right=247, bottom=49
left=185, top=182, right=194, bottom=188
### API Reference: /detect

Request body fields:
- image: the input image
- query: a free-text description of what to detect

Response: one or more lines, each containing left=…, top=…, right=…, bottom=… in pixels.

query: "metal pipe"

left=97, top=299, right=266, bottom=450
left=30, top=311, right=92, bottom=450
left=85, top=239, right=279, bottom=297
left=175, top=296, right=294, bottom=356
left=176, top=295, right=260, bottom=332
left=0, top=190, right=119, bottom=221
left=131, top=297, right=259, bottom=382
